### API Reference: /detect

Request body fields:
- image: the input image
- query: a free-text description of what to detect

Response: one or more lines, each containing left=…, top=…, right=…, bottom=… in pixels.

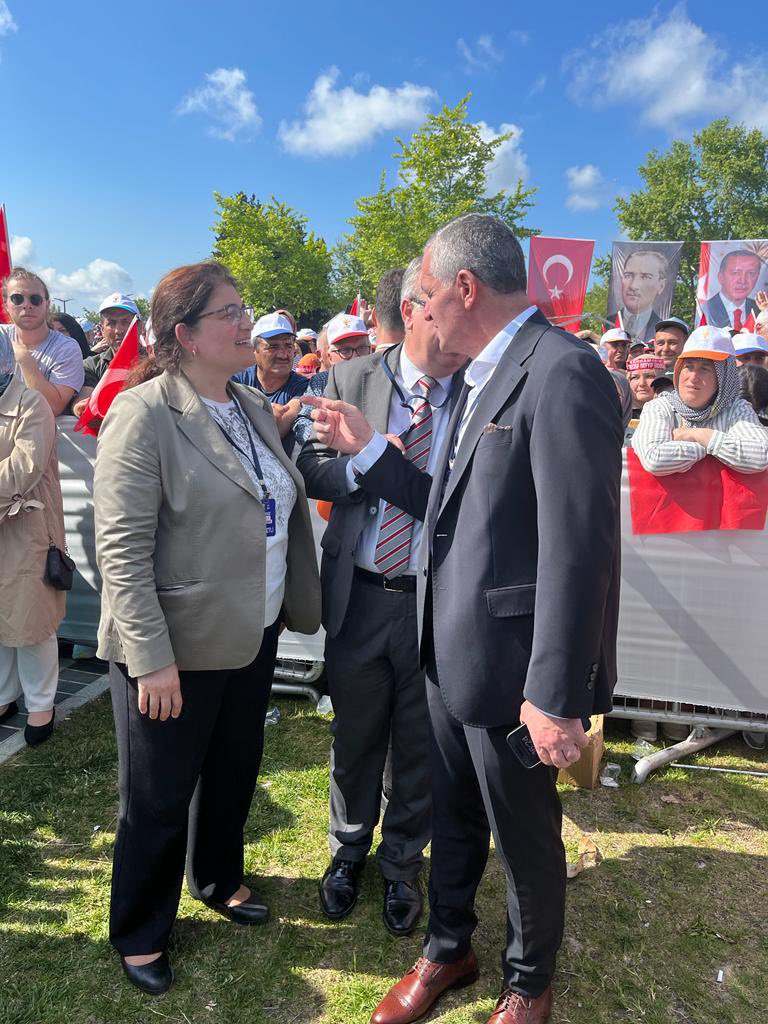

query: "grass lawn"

left=0, top=695, right=766, bottom=1024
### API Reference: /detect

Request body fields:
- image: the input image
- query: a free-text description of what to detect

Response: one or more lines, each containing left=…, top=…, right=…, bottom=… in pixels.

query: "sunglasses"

left=9, top=293, right=45, bottom=307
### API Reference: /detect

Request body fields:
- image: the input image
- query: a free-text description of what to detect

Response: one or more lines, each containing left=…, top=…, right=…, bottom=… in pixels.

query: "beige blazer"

left=94, top=370, right=321, bottom=678
left=0, top=378, right=65, bottom=646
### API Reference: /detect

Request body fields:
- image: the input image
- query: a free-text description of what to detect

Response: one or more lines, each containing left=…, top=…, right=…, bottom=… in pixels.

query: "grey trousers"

left=324, top=576, right=431, bottom=880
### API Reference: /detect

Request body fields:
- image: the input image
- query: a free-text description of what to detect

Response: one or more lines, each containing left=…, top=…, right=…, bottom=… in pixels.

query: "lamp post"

left=53, top=297, right=72, bottom=312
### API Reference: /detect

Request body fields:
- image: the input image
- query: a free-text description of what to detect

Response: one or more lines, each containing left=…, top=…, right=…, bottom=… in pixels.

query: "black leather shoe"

left=202, top=888, right=269, bottom=925
left=319, top=857, right=365, bottom=920
left=383, top=879, right=423, bottom=936
left=24, top=712, right=54, bottom=747
left=0, top=701, right=18, bottom=725
left=121, top=952, right=174, bottom=995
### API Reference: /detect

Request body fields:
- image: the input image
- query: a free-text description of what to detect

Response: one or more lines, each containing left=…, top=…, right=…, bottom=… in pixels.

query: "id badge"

left=263, top=497, right=277, bottom=538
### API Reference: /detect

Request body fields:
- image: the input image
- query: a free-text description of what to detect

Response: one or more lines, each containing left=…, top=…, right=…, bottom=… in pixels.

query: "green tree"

left=614, top=118, right=768, bottom=320
left=343, top=95, right=537, bottom=294
left=212, top=193, right=334, bottom=318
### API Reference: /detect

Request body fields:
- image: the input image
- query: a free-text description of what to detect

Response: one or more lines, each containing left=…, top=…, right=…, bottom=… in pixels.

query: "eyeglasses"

left=195, top=303, right=253, bottom=325
left=329, top=342, right=372, bottom=359
left=9, top=293, right=45, bottom=307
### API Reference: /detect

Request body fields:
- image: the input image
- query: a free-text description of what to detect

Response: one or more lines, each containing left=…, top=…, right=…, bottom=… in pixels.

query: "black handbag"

left=45, top=543, right=76, bottom=591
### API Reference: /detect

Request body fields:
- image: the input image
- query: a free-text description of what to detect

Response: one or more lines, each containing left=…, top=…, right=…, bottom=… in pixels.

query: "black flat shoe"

left=121, top=952, right=174, bottom=995
left=383, top=879, right=423, bottom=936
left=24, top=712, right=55, bottom=747
left=0, top=701, right=18, bottom=725
left=203, top=889, right=269, bottom=925
left=319, top=857, right=365, bottom=920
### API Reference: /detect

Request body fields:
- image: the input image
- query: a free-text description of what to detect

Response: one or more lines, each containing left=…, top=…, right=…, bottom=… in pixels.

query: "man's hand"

left=72, top=398, right=89, bottom=418
left=756, top=290, right=768, bottom=312
left=10, top=336, right=32, bottom=366
left=304, top=394, right=374, bottom=454
left=384, top=432, right=406, bottom=454
left=272, top=399, right=301, bottom=437
left=519, top=700, right=590, bottom=769
left=137, top=663, right=183, bottom=721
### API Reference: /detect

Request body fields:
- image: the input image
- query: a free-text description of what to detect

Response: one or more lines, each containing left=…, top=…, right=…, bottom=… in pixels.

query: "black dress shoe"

left=319, top=857, right=365, bottom=920
left=121, top=952, right=174, bottom=995
left=24, top=712, right=54, bottom=747
left=383, top=879, right=423, bottom=936
left=202, top=889, right=269, bottom=925
left=0, top=701, right=18, bottom=725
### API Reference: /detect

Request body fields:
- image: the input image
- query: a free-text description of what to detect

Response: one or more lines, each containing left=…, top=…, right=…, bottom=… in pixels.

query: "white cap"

left=99, top=292, right=140, bottom=317
left=296, top=328, right=317, bottom=341
left=733, top=332, right=768, bottom=355
left=252, top=312, right=295, bottom=340
left=327, top=312, right=368, bottom=346
left=677, top=325, right=735, bottom=362
left=601, top=328, right=631, bottom=345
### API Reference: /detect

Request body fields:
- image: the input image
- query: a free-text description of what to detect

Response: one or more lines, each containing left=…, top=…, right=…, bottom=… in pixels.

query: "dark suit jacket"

left=296, top=344, right=463, bottom=638
left=702, top=292, right=759, bottom=328
left=360, top=311, right=623, bottom=729
left=607, top=307, right=662, bottom=343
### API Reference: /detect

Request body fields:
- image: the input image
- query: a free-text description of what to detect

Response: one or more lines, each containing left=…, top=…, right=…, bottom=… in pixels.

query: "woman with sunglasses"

left=94, top=261, right=320, bottom=994
left=0, top=268, right=85, bottom=416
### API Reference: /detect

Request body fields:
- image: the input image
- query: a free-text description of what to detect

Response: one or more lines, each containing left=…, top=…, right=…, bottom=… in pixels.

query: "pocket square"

left=482, top=422, right=513, bottom=434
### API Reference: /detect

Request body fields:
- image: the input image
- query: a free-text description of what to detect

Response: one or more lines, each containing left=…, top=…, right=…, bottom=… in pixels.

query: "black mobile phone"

left=506, top=717, right=592, bottom=769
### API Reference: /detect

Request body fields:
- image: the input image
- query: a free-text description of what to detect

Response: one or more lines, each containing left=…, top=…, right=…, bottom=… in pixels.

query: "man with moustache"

left=608, top=249, right=669, bottom=344
left=298, top=258, right=466, bottom=937
left=702, top=249, right=762, bottom=329
left=307, top=215, right=621, bottom=1024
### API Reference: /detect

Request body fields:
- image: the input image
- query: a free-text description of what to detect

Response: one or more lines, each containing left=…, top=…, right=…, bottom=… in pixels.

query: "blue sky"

left=2, top=0, right=764, bottom=316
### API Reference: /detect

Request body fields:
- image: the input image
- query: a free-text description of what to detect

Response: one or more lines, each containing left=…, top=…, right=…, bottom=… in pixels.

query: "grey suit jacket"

left=94, top=370, right=321, bottom=678
left=360, top=311, right=623, bottom=728
left=296, top=344, right=463, bottom=639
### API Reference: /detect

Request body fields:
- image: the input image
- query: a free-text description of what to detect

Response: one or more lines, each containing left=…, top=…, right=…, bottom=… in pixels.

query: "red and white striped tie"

left=374, top=375, right=436, bottom=578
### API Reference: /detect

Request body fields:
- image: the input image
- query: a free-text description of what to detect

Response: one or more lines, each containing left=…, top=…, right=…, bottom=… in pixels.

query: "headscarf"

left=609, top=370, right=633, bottom=429
left=664, top=355, right=741, bottom=426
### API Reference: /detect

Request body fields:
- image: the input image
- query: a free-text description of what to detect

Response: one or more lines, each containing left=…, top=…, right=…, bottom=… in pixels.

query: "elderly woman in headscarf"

left=633, top=326, right=768, bottom=475
left=626, top=354, right=667, bottom=418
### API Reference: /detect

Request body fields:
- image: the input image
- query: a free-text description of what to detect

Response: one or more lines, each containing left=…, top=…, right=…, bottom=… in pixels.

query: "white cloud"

left=564, top=5, right=768, bottom=132
left=9, top=235, right=136, bottom=315
left=527, top=74, right=547, bottom=98
left=278, top=67, right=435, bottom=157
left=477, top=122, right=530, bottom=193
left=457, top=34, right=503, bottom=73
left=565, top=164, right=611, bottom=211
left=177, top=67, right=261, bottom=141
left=0, top=2, right=17, bottom=35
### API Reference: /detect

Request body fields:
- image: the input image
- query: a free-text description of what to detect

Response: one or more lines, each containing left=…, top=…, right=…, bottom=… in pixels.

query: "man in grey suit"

left=297, top=259, right=465, bottom=936
left=307, top=215, right=622, bottom=1024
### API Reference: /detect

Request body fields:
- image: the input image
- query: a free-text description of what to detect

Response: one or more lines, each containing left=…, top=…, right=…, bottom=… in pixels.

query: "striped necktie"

left=374, top=375, right=437, bottom=578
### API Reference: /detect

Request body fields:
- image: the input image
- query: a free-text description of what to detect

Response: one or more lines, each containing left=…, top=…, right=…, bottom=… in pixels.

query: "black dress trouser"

left=109, top=621, right=279, bottom=956
left=423, top=671, right=566, bottom=998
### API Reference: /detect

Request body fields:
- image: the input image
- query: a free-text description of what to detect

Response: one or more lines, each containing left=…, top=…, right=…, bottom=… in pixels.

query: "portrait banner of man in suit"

left=607, top=240, right=683, bottom=344
left=695, top=240, right=768, bottom=331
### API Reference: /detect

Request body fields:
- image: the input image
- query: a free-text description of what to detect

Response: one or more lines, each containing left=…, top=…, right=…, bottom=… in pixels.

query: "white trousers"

left=0, top=636, right=59, bottom=712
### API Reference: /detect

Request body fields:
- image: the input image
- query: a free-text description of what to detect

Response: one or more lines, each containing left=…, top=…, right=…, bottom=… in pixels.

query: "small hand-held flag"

left=0, top=205, right=12, bottom=324
left=349, top=293, right=361, bottom=316
left=74, top=315, right=140, bottom=437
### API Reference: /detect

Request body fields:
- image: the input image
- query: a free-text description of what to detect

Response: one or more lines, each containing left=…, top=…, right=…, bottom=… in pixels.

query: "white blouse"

left=202, top=398, right=297, bottom=628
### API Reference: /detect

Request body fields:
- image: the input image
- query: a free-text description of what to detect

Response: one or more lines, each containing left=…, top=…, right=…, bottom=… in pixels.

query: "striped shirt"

left=632, top=396, right=768, bottom=476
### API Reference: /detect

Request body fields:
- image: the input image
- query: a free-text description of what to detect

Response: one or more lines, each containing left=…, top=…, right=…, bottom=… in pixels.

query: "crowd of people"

left=1, top=213, right=767, bottom=1024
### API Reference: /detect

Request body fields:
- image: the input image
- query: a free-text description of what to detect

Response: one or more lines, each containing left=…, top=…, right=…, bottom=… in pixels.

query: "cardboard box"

left=557, top=715, right=604, bottom=790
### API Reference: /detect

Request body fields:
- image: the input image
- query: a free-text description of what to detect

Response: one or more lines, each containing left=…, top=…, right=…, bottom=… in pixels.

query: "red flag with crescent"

left=527, top=237, right=594, bottom=331
left=0, top=205, right=12, bottom=324
left=627, top=449, right=768, bottom=534
left=74, top=316, right=140, bottom=437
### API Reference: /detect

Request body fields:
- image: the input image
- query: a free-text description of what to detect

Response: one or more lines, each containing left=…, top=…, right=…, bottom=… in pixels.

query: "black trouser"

left=423, top=672, right=565, bottom=998
left=109, top=622, right=279, bottom=956
left=324, top=577, right=431, bottom=880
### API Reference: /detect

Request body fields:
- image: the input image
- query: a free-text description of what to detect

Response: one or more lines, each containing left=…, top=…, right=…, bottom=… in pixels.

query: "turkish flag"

left=74, top=316, right=140, bottom=437
left=349, top=294, right=360, bottom=316
left=694, top=242, right=711, bottom=327
left=0, top=205, right=12, bottom=324
left=527, top=237, right=594, bottom=331
left=627, top=448, right=768, bottom=534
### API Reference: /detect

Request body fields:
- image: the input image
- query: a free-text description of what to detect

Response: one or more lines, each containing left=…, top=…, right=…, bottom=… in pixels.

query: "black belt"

left=354, top=567, right=417, bottom=593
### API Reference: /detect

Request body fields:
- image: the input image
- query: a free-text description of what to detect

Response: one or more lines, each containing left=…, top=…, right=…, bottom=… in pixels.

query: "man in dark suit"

left=306, top=215, right=622, bottom=1024
left=297, top=259, right=466, bottom=937
left=701, top=250, right=762, bottom=329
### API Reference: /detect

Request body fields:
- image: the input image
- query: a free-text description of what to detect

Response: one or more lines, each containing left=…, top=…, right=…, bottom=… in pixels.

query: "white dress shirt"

left=346, top=347, right=454, bottom=574
left=719, top=293, right=748, bottom=325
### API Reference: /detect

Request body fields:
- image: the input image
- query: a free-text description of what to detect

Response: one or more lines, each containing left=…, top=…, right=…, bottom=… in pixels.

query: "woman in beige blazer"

left=94, top=262, right=320, bottom=995
left=0, top=359, right=65, bottom=746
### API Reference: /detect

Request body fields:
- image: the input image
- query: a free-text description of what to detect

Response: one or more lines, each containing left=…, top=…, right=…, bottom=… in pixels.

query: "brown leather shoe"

left=487, top=985, right=553, bottom=1024
left=370, top=950, right=479, bottom=1024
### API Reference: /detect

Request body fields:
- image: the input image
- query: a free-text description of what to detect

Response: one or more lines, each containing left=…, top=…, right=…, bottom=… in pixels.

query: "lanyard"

left=214, top=399, right=271, bottom=502
left=381, top=347, right=452, bottom=413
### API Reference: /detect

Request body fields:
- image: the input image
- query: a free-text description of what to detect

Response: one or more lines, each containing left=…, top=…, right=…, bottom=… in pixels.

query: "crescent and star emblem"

left=541, top=254, right=574, bottom=300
